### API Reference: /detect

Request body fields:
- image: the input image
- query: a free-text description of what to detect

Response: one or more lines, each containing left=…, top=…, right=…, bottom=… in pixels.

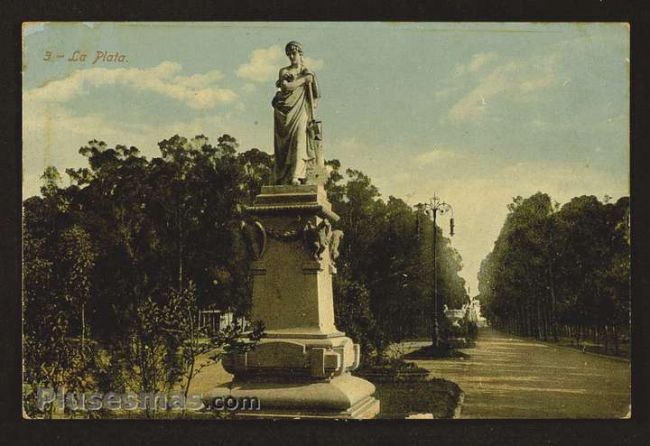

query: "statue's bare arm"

left=278, top=66, right=314, bottom=92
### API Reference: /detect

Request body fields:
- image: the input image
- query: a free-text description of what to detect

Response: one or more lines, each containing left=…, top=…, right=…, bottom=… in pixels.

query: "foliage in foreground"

left=22, top=134, right=469, bottom=416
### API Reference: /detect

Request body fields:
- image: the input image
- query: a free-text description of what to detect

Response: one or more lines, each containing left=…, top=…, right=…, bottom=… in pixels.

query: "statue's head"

left=285, top=41, right=303, bottom=56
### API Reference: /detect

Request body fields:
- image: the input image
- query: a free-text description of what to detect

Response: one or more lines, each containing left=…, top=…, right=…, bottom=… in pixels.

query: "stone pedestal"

left=205, top=185, right=379, bottom=419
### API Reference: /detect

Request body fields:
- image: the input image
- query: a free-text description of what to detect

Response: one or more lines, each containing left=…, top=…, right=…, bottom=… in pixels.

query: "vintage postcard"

left=21, top=22, right=630, bottom=419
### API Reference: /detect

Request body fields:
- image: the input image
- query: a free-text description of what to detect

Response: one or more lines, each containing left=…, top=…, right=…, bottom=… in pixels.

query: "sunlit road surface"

left=408, top=328, right=630, bottom=419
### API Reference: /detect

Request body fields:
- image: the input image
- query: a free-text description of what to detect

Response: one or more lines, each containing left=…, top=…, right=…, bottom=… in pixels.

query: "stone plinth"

left=206, top=374, right=379, bottom=419
left=205, top=185, right=379, bottom=419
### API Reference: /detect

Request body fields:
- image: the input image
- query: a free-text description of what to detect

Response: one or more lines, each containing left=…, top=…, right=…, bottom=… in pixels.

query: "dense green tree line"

left=325, top=163, right=468, bottom=356
left=478, top=193, right=630, bottom=354
left=23, top=134, right=468, bottom=415
left=23, top=135, right=269, bottom=416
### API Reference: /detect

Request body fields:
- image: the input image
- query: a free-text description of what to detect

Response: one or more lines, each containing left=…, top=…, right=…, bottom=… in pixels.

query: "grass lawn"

left=371, top=378, right=462, bottom=419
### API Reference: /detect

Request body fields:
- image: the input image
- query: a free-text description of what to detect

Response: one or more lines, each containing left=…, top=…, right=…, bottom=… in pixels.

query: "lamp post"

left=416, top=194, right=454, bottom=349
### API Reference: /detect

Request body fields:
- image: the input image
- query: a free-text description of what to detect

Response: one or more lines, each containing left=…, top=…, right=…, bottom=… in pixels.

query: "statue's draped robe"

left=272, top=71, right=318, bottom=184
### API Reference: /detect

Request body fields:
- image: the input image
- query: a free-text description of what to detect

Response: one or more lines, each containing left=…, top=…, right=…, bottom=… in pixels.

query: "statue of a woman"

left=272, top=41, right=320, bottom=185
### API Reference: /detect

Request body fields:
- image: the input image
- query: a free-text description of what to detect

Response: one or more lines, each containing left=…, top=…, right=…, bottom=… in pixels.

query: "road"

left=409, top=327, right=630, bottom=418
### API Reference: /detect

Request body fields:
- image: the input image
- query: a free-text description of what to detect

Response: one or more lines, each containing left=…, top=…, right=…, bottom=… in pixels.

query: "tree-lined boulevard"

left=479, top=193, right=630, bottom=355
left=404, top=328, right=630, bottom=418
left=22, top=133, right=630, bottom=419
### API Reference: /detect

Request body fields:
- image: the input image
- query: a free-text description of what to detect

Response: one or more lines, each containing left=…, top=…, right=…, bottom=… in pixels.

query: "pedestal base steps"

left=204, top=373, right=380, bottom=419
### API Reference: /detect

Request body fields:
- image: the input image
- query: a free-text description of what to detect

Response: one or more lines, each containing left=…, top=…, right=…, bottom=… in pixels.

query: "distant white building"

left=467, top=298, right=488, bottom=327
left=197, top=309, right=248, bottom=333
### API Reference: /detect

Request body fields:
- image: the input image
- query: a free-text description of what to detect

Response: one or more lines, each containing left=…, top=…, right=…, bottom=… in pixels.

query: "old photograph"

left=21, top=22, right=630, bottom=419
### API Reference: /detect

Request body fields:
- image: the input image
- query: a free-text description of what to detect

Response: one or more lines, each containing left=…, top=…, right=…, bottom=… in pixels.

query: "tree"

left=480, top=192, right=630, bottom=353
left=23, top=132, right=476, bottom=417
left=57, top=225, right=96, bottom=353
left=23, top=208, right=100, bottom=418
left=333, top=274, right=385, bottom=364
left=325, top=164, right=469, bottom=354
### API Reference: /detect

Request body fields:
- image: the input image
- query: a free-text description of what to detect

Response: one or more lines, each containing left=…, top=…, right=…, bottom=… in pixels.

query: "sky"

left=22, top=22, right=630, bottom=295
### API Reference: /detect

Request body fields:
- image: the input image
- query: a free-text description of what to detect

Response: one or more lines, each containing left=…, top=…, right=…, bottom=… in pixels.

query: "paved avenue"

left=411, top=328, right=630, bottom=418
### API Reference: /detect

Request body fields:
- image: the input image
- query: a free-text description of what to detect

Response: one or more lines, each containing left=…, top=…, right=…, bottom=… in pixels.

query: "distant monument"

left=444, top=304, right=467, bottom=329
left=206, top=42, right=379, bottom=419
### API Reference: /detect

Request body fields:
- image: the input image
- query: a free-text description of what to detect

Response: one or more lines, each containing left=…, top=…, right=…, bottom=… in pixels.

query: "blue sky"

left=22, top=22, right=629, bottom=294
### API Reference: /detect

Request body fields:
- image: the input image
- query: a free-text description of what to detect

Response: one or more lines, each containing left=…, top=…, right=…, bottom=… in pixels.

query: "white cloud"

left=328, top=134, right=627, bottom=295
left=236, top=45, right=324, bottom=83
left=242, top=83, right=257, bottom=93
left=22, top=91, right=272, bottom=199
left=236, top=45, right=284, bottom=83
left=447, top=53, right=560, bottom=122
left=23, top=61, right=237, bottom=110
left=22, top=100, right=262, bottom=166
left=414, top=148, right=457, bottom=165
left=22, top=102, right=158, bottom=177
left=378, top=156, right=628, bottom=294
left=453, top=52, right=499, bottom=77
left=467, top=52, right=499, bottom=73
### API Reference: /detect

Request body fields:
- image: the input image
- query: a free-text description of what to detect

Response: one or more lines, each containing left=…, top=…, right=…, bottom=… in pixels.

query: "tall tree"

left=480, top=192, right=630, bottom=351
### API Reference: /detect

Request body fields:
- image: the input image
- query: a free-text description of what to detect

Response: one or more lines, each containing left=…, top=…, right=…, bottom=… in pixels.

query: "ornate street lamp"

left=416, top=194, right=454, bottom=349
